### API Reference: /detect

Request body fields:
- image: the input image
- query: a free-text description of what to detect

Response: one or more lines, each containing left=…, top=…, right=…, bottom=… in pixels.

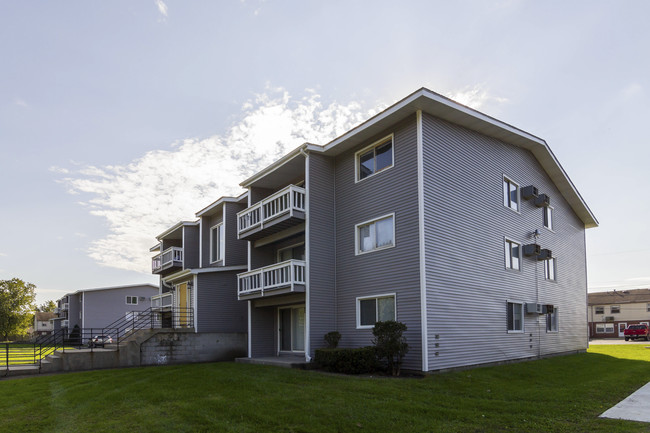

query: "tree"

left=36, top=300, right=57, bottom=312
left=0, top=278, right=37, bottom=341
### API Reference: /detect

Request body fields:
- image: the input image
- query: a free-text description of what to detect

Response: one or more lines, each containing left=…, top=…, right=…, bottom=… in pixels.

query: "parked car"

left=624, top=324, right=649, bottom=341
left=88, top=335, right=113, bottom=347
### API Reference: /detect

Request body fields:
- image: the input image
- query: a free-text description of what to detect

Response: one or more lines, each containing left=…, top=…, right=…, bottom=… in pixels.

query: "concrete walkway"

left=601, top=382, right=650, bottom=423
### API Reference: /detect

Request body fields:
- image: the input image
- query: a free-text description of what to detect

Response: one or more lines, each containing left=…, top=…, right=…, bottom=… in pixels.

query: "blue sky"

left=1, top=0, right=648, bottom=304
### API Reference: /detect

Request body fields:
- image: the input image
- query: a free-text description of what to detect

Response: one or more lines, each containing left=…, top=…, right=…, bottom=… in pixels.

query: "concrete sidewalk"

left=601, top=382, right=650, bottom=423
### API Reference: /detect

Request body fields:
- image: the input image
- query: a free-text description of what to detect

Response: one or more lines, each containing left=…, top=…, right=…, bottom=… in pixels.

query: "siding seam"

left=417, top=110, right=429, bottom=371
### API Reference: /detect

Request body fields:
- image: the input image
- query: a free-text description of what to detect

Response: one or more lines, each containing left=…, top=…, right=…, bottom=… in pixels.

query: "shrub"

left=314, top=347, right=378, bottom=374
left=324, top=331, right=341, bottom=349
left=372, top=321, right=409, bottom=376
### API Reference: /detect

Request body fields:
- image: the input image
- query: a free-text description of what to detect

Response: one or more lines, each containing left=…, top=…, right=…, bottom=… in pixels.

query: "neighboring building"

left=150, top=194, right=248, bottom=334
left=33, top=312, right=56, bottom=337
left=153, top=87, right=598, bottom=372
left=588, top=289, right=650, bottom=338
left=53, top=284, right=159, bottom=333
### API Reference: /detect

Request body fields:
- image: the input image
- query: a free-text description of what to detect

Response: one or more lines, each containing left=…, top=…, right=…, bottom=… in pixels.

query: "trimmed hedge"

left=314, top=347, right=378, bottom=374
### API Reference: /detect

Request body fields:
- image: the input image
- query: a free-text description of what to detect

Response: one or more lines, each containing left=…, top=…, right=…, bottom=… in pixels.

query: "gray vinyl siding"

left=81, top=285, right=158, bottom=330
left=307, top=153, right=336, bottom=354
left=201, top=212, right=223, bottom=268
left=183, top=225, right=199, bottom=269
left=195, top=271, right=247, bottom=333
left=421, top=113, right=588, bottom=371
left=225, top=202, right=247, bottom=266
left=250, top=305, right=276, bottom=356
left=334, top=116, right=422, bottom=370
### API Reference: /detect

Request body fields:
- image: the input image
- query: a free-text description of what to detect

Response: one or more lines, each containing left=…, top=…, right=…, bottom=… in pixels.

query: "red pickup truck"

left=624, top=324, right=650, bottom=341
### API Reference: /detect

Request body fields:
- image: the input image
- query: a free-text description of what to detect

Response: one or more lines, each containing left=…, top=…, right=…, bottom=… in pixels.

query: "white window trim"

left=356, top=293, right=396, bottom=329
left=354, top=213, right=396, bottom=256
left=354, top=134, right=394, bottom=183
left=595, top=306, right=604, bottom=314
left=503, top=175, right=520, bottom=213
left=544, top=257, right=557, bottom=281
left=126, top=296, right=138, bottom=305
left=277, top=242, right=305, bottom=263
left=209, top=222, right=225, bottom=264
left=506, top=300, right=525, bottom=333
left=504, top=237, right=522, bottom=271
left=596, top=323, right=614, bottom=334
left=611, top=305, right=620, bottom=314
left=543, top=205, right=554, bottom=232
left=546, top=306, right=559, bottom=333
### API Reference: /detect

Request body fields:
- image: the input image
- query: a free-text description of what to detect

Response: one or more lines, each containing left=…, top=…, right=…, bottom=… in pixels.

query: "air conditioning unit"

left=534, top=194, right=551, bottom=207
left=523, top=244, right=541, bottom=257
left=521, top=185, right=539, bottom=200
left=525, top=303, right=544, bottom=314
left=537, top=249, right=553, bottom=260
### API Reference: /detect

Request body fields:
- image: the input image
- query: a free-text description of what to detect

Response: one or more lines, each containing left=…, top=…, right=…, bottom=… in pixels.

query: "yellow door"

left=177, top=282, right=189, bottom=327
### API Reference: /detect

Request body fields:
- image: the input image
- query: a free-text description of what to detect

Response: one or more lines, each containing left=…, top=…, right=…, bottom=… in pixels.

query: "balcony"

left=61, top=303, right=69, bottom=311
left=238, top=260, right=306, bottom=300
left=152, top=247, right=183, bottom=274
left=151, top=292, right=173, bottom=311
left=238, top=185, right=305, bottom=241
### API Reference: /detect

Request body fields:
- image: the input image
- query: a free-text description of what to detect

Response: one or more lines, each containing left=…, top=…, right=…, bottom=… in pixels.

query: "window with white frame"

left=546, top=307, right=559, bottom=332
left=357, top=294, right=396, bottom=328
left=596, top=323, right=614, bottom=333
left=543, top=206, right=553, bottom=230
left=647, top=304, right=650, bottom=312
left=210, top=223, right=225, bottom=263
left=503, top=177, right=519, bottom=211
left=507, top=301, right=524, bottom=332
left=504, top=238, right=521, bottom=270
left=356, top=135, right=394, bottom=181
left=126, top=296, right=138, bottom=305
left=544, top=258, right=556, bottom=281
left=595, top=306, right=604, bottom=314
left=610, top=305, right=620, bottom=314
left=356, top=214, right=395, bottom=255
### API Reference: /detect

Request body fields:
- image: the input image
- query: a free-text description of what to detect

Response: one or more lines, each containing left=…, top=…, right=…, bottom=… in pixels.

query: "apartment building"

left=152, top=88, right=598, bottom=372
left=588, top=289, right=650, bottom=338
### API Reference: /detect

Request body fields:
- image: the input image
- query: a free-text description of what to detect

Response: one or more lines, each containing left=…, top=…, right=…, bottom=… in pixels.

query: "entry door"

left=279, top=306, right=305, bottom=352
left=618, top=322, right=627, bottom=337
left=177, top=282, right=190, bottom=327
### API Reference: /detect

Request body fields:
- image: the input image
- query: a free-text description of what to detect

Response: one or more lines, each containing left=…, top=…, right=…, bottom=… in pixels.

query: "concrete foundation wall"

left=140, top=331, right=247, bottom=366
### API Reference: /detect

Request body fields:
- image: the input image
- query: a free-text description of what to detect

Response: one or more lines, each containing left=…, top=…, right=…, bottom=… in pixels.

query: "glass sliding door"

left=279, top=306, right=305, bottom=353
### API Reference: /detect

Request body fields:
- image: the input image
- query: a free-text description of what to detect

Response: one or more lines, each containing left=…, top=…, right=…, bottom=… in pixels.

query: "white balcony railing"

left=151, top=247, right=183, bottom=272
left=62, top=320, right=69, bottom=328
left=62, top=303, right=69, bottom=311
left=151, top=292, right=173, bottom=309
left=237, top=185, right=305, bottom=236
left=238, top=260, right=306, bottom=297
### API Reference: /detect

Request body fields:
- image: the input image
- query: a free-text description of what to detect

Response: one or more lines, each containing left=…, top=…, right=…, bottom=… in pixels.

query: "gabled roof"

left=195, top=191, right=248, bottom=217
left=588, top=289, right=650, bottom=305
left=155, top=220, right=199, bottom=241
left=241, top=87, right=598, bottom=228
left=34, top=312, right=57, bottom=321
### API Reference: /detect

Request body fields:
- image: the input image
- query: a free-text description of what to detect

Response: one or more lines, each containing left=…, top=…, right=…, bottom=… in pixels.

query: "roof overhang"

left=240, top=145, right=307, bottom=189
left=155, top=220, right=199, bottom=241
left=196, top=191, right=248, bottom=217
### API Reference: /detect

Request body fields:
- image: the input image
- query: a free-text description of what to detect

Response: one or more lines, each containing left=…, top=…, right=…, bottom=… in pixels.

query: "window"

left=356, top=135, right=394, bottom=181
left=504, top=239, right=521, bottom=270
left=356, top=214, right=395, bottom=255
left=546, top=307, right=559, bottom=332
left=544, top=258, right=556, bottom=281
left=357, top=294, right=396, bottom=328
left=210, top=223, right=225, bottom=263
left=595, top=306, right=604, bottom=314
left=610, top=305, right=620, bottom=314
left=503, top=177, right=519, bottom=211
left=596, top=323, right=614, bottom=334
left=126, top=296, right=138, bottom=305
left=543, top=206, right=553, bottom=230
left=277, top=243, right=305, bottom=262
left=507, top=301, right=524, bottom=332
left=647, top=304, right=650, bottom=312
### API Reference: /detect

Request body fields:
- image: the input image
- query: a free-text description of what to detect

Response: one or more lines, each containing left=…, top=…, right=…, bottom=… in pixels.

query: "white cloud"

left=49, top=166, right=69, bottom=174
left=445, top=84, right=508, bottom=110
left=14, top=98, right=28, bottom=108
left=155, top=0, right=168, bottom=20
left=58, top=87, right=376, bottom=273
left=0, top=252, right=7, bottom=257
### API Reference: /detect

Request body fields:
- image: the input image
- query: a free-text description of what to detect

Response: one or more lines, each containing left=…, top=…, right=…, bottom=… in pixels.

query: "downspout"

left=300, top=146, right=311, bottom=362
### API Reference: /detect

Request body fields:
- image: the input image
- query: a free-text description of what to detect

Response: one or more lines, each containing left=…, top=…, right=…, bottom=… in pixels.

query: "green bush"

left=314, top=347, right=378, bottom=374
left=324, top=331, right=341, bottom=348
left=372, top=321, right=409, bottom=376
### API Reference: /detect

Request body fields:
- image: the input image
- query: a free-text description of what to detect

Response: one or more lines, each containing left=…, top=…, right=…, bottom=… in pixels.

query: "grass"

left=1, top=345, right=650, bottom=432
left=0, top=344, right=77, bottom=366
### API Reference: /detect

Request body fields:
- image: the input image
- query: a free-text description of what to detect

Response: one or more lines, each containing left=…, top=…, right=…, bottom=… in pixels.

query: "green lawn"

left=1, top=345, right=649, bottom=432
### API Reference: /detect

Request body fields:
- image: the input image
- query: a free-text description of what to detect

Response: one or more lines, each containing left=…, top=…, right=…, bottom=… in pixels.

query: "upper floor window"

left=210, top=223, right=225, bottom=263
left=357, top=294, right=396, bottom=328
left=504, top=238, right=521, bottom=270
left=356, top=214, right=395, bottom=255
left=503, top=177, right=519, bottom=212
left=278, top=243, right=305, bottom=262
left=595, top=306, right=604, bottom=314
left=647, top=303, right=650, bottom=312
left=507, top=301, right=524, bottom=332
left=611, top=305, right=620, bottom=314
left=546, top=306, right=559, bottom=332
left=543, top=206, right=553, bottom=230
left=126, top=296, right=138, bottom=305
left=356, top=135, right=394, bottom=181
left=544, top=258, right=556, bottom=281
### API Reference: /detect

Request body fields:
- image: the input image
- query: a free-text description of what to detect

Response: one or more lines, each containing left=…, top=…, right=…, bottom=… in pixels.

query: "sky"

left=1, top=0, right=649, bottom=305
